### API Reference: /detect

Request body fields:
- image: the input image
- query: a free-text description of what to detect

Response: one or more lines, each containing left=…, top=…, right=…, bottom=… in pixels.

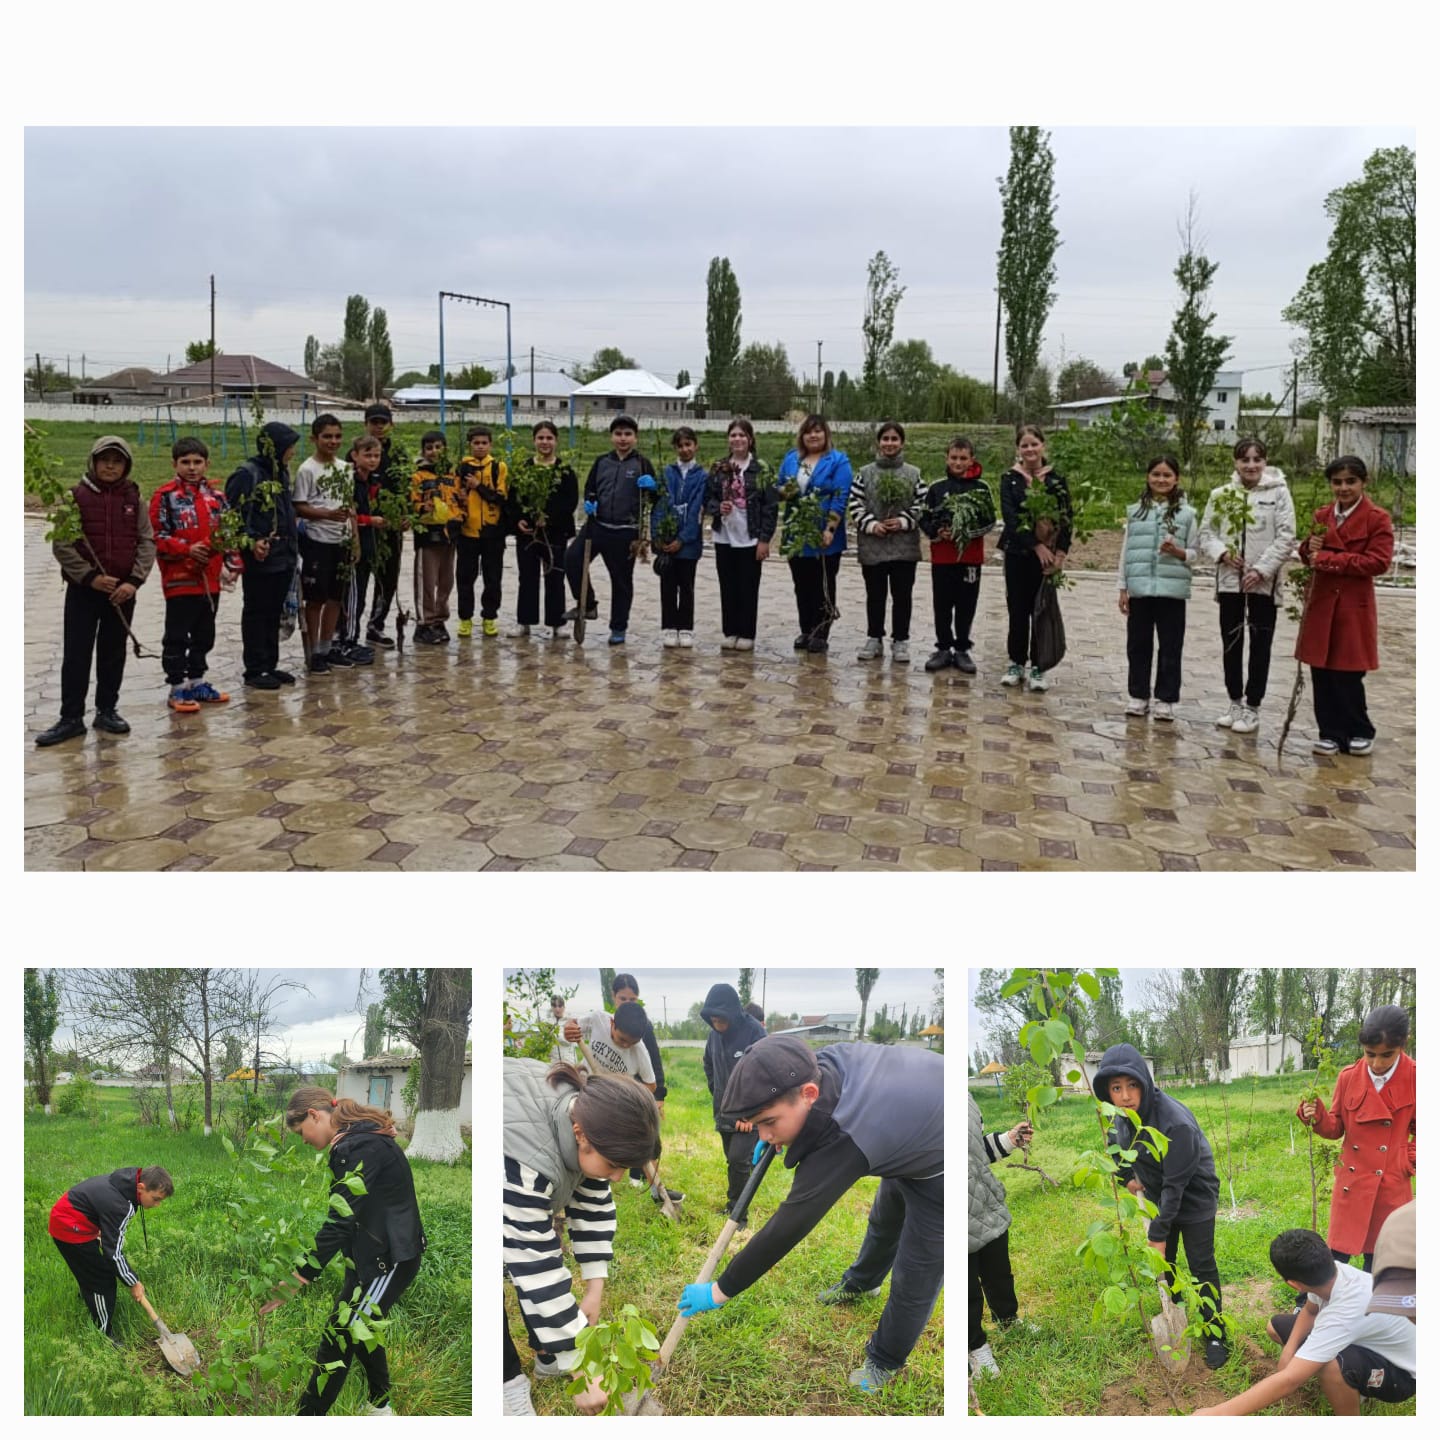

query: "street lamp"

left=438, top=290, right=513, bottom=430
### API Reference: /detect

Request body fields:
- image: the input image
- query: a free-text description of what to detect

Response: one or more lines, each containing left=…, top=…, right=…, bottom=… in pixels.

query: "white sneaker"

left=891, top=641, right=910, bottom=663
left=1231, top=705, right=1260, bottom=734
left=1348, top=737, right=1375, bottom=755
left=366, top=1403, right=395, bottom=1415
left=503, top=1375, right=537, bottom=1415
left=736, top=637, right=754, bottom=651
left=720, top=635, right=738, bottom=650
left=968, top=1342, right=1000, bottom=1378
left=678, top=631, right=694, bottom=649
left=1153, top=701, right=1175, bottom=722
left=1001, top=663, right=1025, bottom=687
left=1313, top=737, right=1340, bottom=755
left=1215, top=700, right=1241, bottom=728
left=1025, top=666, right=1050, bottom=692
left=1125, top=698, right=1149, bottom=717
left=630, top=1175, right=646, bottom=1188
left=510, top=623, right=532, bottom=639
left=857, top=637, right=883, bottom=660
left=662, top=630, right=679, bottom=649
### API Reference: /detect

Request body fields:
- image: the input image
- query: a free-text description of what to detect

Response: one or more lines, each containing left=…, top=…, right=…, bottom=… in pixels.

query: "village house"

left=337, top=1053, right=472, bottom=1125
left=1051, top=369, right=1244, bottom=439
left=1205, top=1033, right=1305, bottom=1081
left=569, top=368, right=692, bottom=419
left=157, top=353, right=317, bottom=406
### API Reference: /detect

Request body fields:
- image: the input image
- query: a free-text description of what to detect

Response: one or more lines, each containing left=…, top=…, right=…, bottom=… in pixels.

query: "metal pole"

left=992, top=289, right=1001, bottom=421
left=816, top=342, right=822, bottom=413
left=530, top=345, right=535, bottom=410
left=504, top=304, right=514, bottom=430
left=438, top=292, right=447, bottom=427
left=209, top=275, right=216, bottom=407
left=569, top=393, right=575, bottom=450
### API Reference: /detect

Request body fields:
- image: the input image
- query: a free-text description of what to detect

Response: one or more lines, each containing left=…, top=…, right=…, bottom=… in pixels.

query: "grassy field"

left=24, top=1086, right=471, bottom=1416
left=504, top=1047, right=944, bottom=1416
left=969, top=1074, right=1415, bottom=1417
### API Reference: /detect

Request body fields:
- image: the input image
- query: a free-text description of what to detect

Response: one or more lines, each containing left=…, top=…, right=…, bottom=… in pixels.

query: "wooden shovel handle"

left=657, top=1218, right=738, bottom=1368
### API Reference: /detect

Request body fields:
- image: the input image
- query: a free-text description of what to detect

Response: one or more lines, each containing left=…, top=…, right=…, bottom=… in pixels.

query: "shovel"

left=136, top=1288, right=202, bottom=1377
left=1150, top=1280, right=1190, bottom=1376
left=573, top=529, right=593, bottom=644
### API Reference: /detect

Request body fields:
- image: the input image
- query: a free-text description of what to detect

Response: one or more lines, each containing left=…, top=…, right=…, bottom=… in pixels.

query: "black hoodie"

left=1091, top=1043, right=1219, bottom=1242
left=225, top=421, right=301, bottom=572
left=700, top=984, right=766, bottom=1129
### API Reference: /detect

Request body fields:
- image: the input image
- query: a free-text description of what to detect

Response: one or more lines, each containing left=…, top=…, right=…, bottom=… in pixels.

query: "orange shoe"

left=187, top=682, right=230, bottom=704
left=167, top=688, right=201, bottom=713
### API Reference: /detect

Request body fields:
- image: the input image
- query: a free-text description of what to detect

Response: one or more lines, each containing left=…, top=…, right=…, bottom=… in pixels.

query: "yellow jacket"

left=454, top=455, right=510, bottom=537
left=410, top=465, right=460, bottom=536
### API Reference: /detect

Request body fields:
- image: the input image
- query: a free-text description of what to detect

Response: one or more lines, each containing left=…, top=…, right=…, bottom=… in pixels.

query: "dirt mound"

left=1089, top=1336, right=1305, bottom=1416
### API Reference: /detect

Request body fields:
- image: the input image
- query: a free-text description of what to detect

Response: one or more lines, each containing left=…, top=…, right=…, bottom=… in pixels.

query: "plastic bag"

left=1031, top=580, right=1066, bottom=671
left=652, top=552, right=672, bottom=577
left=279, top=564, right=301, bottom=640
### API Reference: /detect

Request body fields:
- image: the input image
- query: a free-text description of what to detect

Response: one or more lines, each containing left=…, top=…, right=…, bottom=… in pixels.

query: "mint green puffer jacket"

left=1118, top=500, right=1199, bottom=600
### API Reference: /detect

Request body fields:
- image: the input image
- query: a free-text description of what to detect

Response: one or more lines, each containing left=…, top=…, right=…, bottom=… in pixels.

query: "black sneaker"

left=324, top=647, right=354, bottom=667
left=92, top=709, right=131, bottom=735
left=308, top=655, right=332, bottom=675
left=650, top=1186, right=685, bottom=1205
left=1204, top=1338, right=1229, bottom=1369
left=953, top=650, right=977, bottom=675
left=271, top=669, right=297, bottom=685
left=244, top=673, right=282, bottom=690
left=924, top=649, right=953, bottom=672
left=806, top=637, right=829, bottom=653
left=818, top=1281, right=883, bottom=1305
left=793, top=634, right=809, bottom=650
left=35, top=716, right=86, bottom=747
left=343, top=644, right=375, bottom=665
left=366, top=629, right=396, bottom=649
left=562, top=604, right=599, bottom=622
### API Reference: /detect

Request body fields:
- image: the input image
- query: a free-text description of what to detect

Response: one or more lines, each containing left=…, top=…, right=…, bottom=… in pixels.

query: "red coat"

left=149, top=477, right=234, bottom=598
left=1297, top=1052, right=1415, bottom=1254
left=1294, top=496, right=1393, bottom=671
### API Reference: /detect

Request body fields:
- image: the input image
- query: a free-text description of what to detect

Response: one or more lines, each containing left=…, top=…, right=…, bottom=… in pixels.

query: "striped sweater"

left=503, top=1155, right=617, bottom=1370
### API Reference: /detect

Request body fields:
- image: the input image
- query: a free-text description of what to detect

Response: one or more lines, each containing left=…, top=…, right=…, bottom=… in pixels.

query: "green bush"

left=55, top=1074, right=100, bottom=1120
left=1001, top=1059, right=1053, bottom=1117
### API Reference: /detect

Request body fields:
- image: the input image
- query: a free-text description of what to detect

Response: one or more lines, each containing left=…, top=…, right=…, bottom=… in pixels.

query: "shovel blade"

left=158, top=1331, right=201, bottom=1377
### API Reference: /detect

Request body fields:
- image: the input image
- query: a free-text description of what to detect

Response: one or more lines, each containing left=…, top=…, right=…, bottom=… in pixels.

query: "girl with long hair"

left=776, top=414, right=853, bottom=654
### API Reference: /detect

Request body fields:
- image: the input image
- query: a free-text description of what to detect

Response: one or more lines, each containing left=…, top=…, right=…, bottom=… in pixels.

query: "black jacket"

left=296, top=1122, right=427, bottom=1283
left=64, top=1167, right=143, bottom=1284
left=918, top=469, right=996, bottom=540
left=700, top=985, right=767, bottom=1129
left=703, top=456, right=779, bottom=543
left=1092, top=1043, right=1219, bottom=1242
left=584, top=450, right=656, bottom=533
left=999, top=467, right=1072, bottom=554
left=516, top=461, right=580, bottom=543
left=224, top=422, right=301, bottom=573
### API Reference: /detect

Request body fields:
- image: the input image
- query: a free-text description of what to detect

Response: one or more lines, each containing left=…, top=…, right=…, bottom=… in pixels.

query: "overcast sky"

left=23, top=126, right=1413, bottom=394
left=504, top=967, right=942, bottom=1031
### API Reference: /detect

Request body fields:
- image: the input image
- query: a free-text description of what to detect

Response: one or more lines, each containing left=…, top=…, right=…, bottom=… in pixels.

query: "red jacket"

left=48, top=1191, right=101, bottom=1243
left=1294, top=497, right=1393, bottom=671
left=150, top=478, right=234, bottom=598
left=1298, top=1052, right=1415, bottom=1254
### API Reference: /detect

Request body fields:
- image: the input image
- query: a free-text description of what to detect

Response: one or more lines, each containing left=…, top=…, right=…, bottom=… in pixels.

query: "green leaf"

left=1065, top=1070, right=1082, bottom=1083
left=1029, top=984, right=1043, bottom=1013
left=1000, top=973, right=1035, bottom=998
left=1117, top=1193, right=1137, bottom=1219
left=639, top=1326, right=659, bottom=1351
left=1076, top=973, right=1101, bottom=1001
left=1096, top=1153, right=1119, bottom=1173
left=328, top=1193, right=353, bottom=1218
left=1097, top=1101, right=1118, bottom=1117
left=1103, top=1285, right=1127, bottom=1314
left=1026, top=1084, right=1059, bottom=1109
left=1043, top=1019, right=1070, bottom=1049
left=1050, top=971, right=1073, bottom=989
left=221, top=1134, right=236, bottom=1157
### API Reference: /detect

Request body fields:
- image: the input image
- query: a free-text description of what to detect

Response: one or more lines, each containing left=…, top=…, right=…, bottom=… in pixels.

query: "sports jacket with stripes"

left=49, top=1167, right=143, bottom=1284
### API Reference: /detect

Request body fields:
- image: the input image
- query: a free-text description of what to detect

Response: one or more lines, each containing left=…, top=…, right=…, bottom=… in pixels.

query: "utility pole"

left=34, top=352, right=43, bottom=399
left=209, top=275, right=216, bottom=405
left=66, top=354, right=70, bottom=378
left=81, top=353, right=86, bottom=381
left=661, top=996, right=667, bottom=1028
left=1292, top=360, right=1299, bottom=430
left=530, top=345, right=535, bottom=407
left=762, top=970, right=767, bottom=1016
left=992, top=289, right=1002, bottom=421
left=815, top=341, right=822, bottom=413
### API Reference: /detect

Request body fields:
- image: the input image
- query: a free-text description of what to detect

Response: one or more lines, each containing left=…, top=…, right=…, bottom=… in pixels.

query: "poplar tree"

left=1163, top=195, right=1232, bottom=469
left=704, top=257, right=742, bottom=411
left=861, top=251, right=905, bottom=411
left=996, top=126, right=1060, bottom=417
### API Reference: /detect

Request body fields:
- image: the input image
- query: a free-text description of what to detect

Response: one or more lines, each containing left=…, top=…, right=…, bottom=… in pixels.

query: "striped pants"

left=54, top=1236, right=119, bottom=1335
left=297, top=1255, right=422, bottom=1415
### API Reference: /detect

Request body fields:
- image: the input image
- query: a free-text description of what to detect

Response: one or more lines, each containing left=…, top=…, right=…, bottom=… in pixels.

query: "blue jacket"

left=1119, top=500, right=1199, bottom=600
left=654, top=460, right=709, bottom=560
left=776, top=448, right=853, bottom=557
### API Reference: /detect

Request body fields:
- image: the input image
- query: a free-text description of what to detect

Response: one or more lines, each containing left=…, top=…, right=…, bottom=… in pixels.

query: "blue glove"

left=637, top=475, right=657, bottom=492
left=583, top=499, right=597, bottom=515
left=677, top=1282, right=723, bottom=1317
left=752, top=1138, right=767, bottom=1166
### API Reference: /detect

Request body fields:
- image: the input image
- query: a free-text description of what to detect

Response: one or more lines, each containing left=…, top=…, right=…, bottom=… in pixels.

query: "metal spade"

left=154, top=1317, right=202, bottom=1377
left=1150, top=1281, right=1190, bottom=1376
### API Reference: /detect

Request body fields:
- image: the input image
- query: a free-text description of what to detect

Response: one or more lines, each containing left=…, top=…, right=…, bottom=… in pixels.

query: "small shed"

left=1065, top=1050, right=1155, bottom=1092
left=337, top=1053, right=471, bottom=1124
left=1328, top=406, right=1416, bottom=477
left=1206, top=1033, right=1303, bottom=1081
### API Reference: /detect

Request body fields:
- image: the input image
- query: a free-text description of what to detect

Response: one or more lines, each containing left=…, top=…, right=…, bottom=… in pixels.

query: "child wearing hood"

left=37, top=435, right=157, bottom=747
left=1092, top=1042, right=1227, bottom=1367
left=700, top=984, right=767, bottom=1214
left=918, top=435, right=995, bottom=674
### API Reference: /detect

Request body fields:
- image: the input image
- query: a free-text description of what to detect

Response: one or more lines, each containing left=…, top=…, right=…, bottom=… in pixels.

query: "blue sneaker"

left=187, top=681, right=230, bottom=705
left=849, top=1358, right=898, bottom=1393
left=608, top=631, right=626, bottom=646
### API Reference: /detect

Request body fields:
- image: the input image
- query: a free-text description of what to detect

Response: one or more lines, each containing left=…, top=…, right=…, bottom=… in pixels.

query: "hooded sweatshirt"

left=1197, top=466, right=1297, bottom=597
left=1091, top=1043, right=1219, bottom=1243
left=54, top=436, right=156, bottom=589
left=700, top=984, right=766, bottom=1128
left=919, top=463, right=994, bottom=565
left=224, top=422, right=301, bottom=572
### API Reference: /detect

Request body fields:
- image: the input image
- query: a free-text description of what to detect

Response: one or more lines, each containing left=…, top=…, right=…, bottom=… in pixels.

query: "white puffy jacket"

left=1197, top=466, right=1297, bottom=598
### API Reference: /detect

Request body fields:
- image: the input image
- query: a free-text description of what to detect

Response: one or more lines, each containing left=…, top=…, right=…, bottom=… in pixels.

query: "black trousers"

left=61, top=582, right=136, bottom=719
left=1217, top=591, right=1277, bottom=706
left=240, top=564, right=295, bottom=679
left=843, top=1172, right=944, bottom=1373
left=714, top=544, right=761, bottom=638
left=161, top=593, right=218, bottom=685
left=1270, top=1308, right=1413, bottom=1402
left=931, top=562, right=981, bottom=652
left=516, top=533, right=569, bottom=627
left=659, top=556, right=700, bottom=632
left=788, top=553, right=842, bottom=641
left=1331, top=1247, right=1375, bottom=1272
left=1158, top=1215, right=1222, bottom=1321
left=367, top=539, right=403, bottom=634
left=338, top=553, right=371, bottom=646
left=456, top=533, right=506, bottom=621
left=54, top=1236, right=119, bottom=1335
left=1126, top=596, right=1187, bottom=702
left=1003, top=548, right=1045, bottom=666
left=968, top=1227, right=1019, bottom=1352
left=862, top=560, right=917, bottom=640
left=565, top=525, right=637, bottom=633
left=297, top=1255, right=421, bottom=1415
left=1311, top=668, right=1374, bottom=748
left=717, top=1128, right=755, bottom=1206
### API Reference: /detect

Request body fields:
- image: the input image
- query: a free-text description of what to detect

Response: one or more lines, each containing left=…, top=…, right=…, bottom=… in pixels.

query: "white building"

left=1206, top=1033, right=1303, bottom=1081
left=1324, top=406, right=1416, bottom=476
left=476, top=370, right=581, bottom=412
left=390, top=384, right=484, bottom=408
left=570, top=368, right=691, bottom=419
left=1051, top=369, right=1244, bottom=439
left=1063, top=1050, right=1156, bottom=1092
left=337, top=1053, right=472, bottom=1124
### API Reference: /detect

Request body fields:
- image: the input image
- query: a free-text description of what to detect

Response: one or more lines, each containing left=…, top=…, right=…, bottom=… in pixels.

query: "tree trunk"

left=406, top=969, right=470, bottom=1165
left=164, top=1068, right=177, bottom=1130
left=201, top=982, right=213, bottom=1137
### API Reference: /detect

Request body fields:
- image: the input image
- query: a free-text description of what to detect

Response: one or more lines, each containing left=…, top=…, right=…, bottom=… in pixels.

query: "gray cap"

left=718, top=1034, right=820, bottom=1123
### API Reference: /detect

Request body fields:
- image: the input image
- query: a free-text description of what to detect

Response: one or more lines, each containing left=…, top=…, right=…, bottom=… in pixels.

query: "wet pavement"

left=23, top=520, right=1416, bottom=871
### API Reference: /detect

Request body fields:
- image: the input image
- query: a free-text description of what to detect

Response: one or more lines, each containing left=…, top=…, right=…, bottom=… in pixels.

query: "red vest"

left=73, top=477, right=143, bottom=582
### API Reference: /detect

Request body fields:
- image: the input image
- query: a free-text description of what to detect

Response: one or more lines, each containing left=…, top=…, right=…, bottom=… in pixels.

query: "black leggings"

left=54, top=1236, right=119, bottom=1335
left=1159, top=1216, right=1222, bottom=1321
left=1003, top=548, right=1045, bottom=666
left=969, top=1227, right=1019, bottom=1351
left=297, top=1256, right=421, bottom=1415
left=862, top=560, right=917, bottom=640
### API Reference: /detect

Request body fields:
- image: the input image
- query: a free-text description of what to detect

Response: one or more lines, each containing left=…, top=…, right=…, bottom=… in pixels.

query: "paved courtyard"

left=23, top=519, right=1416, bottom=871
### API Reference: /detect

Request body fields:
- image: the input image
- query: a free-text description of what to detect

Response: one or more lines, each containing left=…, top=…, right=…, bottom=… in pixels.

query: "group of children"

left=504, top=971, right=945, bottom=1415
left=970, top=1003, right=1416, bottom=1415
left=35, top=416, right=1394, bottom=765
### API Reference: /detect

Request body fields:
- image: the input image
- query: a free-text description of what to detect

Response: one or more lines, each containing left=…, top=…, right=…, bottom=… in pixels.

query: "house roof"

left=478, top=371, right=581, bottom=399
left=391, top=385, right=483, bottom=403
left=1229, top=1033, right=1301, bottom=1049
left=161, top=354, right=313, bottom=388
left=571, top=368, right=686, bottom=399
left=346, top=1052, right=473, bottom=1072
left=1051, top=394, right=1135, bottom=411
left=89, top=366, right=161, bottom=389
left=1340, top=406, right=1416, bottom=424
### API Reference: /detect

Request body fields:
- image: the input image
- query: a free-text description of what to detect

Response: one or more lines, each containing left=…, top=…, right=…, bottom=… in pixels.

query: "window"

left=1216, top=391, right=1228, bottom=403
left=1212, top=419, right=1225, bottom=432
left=536, top=399, right=546, bottom=409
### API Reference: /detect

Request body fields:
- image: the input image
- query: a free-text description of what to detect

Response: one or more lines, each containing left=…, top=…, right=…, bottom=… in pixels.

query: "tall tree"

left=1191, top=968, right=1247, bottom=1080
left=861, top=252, right=906, bottom=409
left=997, top=126, right=1060, bottom=415
left=185, top=338, right=218, bottom=365
left=1088, top=972, right=1129, bottom=1048
left=1250, top=969, right=1280, bottom=1074
left=25, top=968, right=62, bottom=1114
left=821, top=370, right=835, bottom=412
left=737, top=970, right=754, bottom=1007
left=303, top=334, right=320, bottom=379
left=676, top=368, right=690, bottom=389
left=383, top=969, right=471, bottom=1164
left=172, top=968, right=253, bottom=1135
left=598, top=969, right=618, bottom=1014
left=581, top=347, right=638, bottom=383
left=1163, top=195, right=1232, bottom=469
left=730, top=341, right=799, bottom=420
left=927, top=368, right=991, bottom=424
left=364, top=1001, right=387, bottom=1058
left=881, top=338, right=939, bottom=420
left=704, top=257, right=743, bottom=411
left=222, top=1032, right=246, bottom=1076
left=343, top=293, right=370, bottom=346
left=367, top=306, right=394, bottom=397
left=855, top=969, right=880, bottom=1046
left=1055, top=356, right=1120, bottom=404
left=833, top=370, right=857, bottom=420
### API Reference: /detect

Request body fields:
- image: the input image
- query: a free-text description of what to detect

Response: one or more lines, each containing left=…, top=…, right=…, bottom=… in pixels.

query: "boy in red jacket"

left=918, top=437, right=996, bottom=674
left=149, top=437, right=238, bottom=712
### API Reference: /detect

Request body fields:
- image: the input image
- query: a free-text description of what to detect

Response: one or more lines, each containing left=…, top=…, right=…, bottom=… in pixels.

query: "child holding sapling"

left=453, top=424, right=512, bottom=639
left=330, top=433, right=385, bottom=664
left=699, top=984, right=767, bottom=1215
left=776, top=414, right=853, bottom=653
left=1092, top=1043, right=1228, bottom=1368
left=703, top=419, right=776, bottom=653
left=292, top=414, right=355, bottom=677
left=849, top=420, right=924, bottom=664
left=1296, top=1004, right=1414, bottom=1272
left=1117, top=454, right=1198, bottom=722
left=1197, top=437, right=1296, bottom=734
left=512, top=421, right=578, bottom=639
left=918, top=435, right=994, bottom=673
left=1293, top=455, right=1394, bottom=756
left=408, top=430, right=460, bottom=645
left=655, top=425, right=707, bottom=649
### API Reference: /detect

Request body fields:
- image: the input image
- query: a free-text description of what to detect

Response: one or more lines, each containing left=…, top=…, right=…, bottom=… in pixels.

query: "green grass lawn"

left=505, top=1048, right=943, bottom=1416
left=969, top=1074, right=1415, bottom=1417
left=24, top=1087, right=470, bottom=1416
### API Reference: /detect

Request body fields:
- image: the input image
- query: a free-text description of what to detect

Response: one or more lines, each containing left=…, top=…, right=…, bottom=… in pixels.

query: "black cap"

left=365, top=403, right=393, bottom=422
left=718, top=1034, right=819, bottom=1123
left=609, top=414, right=638, bottom=433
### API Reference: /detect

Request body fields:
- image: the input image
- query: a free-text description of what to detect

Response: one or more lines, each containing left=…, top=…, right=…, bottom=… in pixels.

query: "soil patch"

left=1092, top=1343, right=1306, bottom=1416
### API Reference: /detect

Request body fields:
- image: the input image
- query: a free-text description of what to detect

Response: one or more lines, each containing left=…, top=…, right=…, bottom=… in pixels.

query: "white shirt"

left=1298, top=1261, right=1415, bottom=1374
left=1369, top=1055, right=1400, bottom=1092
left=716, top=459, right=757, bottom=549
left=576, top=1010, right=655, bottom=1085
left=293, top=455, right=352, bottom=545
